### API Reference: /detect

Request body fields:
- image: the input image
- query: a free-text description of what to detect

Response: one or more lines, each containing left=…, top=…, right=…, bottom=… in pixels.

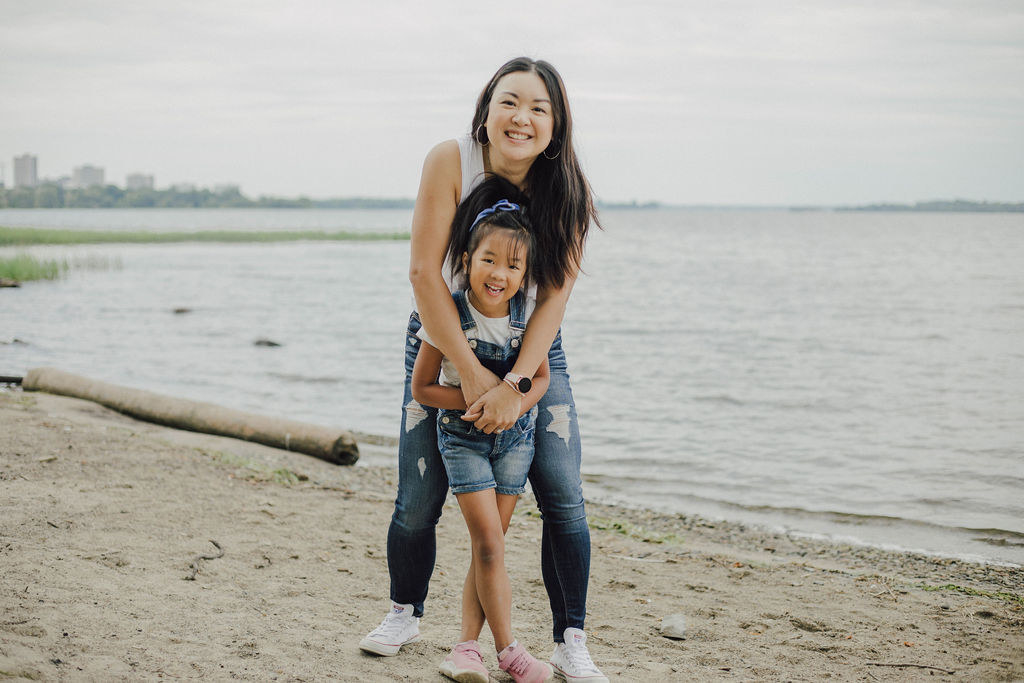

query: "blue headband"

left=470, top=199, right=521, bottom=233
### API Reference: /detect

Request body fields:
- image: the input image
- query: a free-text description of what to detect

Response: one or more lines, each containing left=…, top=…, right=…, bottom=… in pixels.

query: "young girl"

left=411, top=181, right=553, bottom=683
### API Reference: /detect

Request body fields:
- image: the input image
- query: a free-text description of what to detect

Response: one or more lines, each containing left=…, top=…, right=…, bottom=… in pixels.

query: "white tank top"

left=457, top=133, right=487, bottom=203
left=438, top=134, right=538, bottom=301
left=438, top=134, right=487, bottom=293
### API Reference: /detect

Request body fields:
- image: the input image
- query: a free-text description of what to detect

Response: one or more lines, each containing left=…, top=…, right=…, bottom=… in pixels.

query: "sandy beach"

left=1, top=388, right=1021, bottom=681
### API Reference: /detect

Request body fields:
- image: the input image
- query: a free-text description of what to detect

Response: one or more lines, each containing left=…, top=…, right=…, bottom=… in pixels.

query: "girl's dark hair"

left=447, top=176, right=533, bottom=285
left=470, top=57, right=600, bottom=291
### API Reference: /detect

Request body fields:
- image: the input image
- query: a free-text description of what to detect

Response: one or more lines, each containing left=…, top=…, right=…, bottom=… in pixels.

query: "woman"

left=360, top=57, right=606, bottom=683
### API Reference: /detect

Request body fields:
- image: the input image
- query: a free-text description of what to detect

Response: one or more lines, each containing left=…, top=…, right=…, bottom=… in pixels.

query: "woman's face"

left=484, top=70, right=555, bottom=164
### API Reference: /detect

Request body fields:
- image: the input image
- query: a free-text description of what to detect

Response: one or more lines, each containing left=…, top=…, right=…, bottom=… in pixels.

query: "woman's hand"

left=464, top=383, right=522, bottom=434
left=458, top=363, right=502, bottom=414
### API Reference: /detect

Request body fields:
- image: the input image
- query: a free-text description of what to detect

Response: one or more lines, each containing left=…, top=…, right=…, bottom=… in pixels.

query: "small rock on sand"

left=661, top=613, right=686, bottom=639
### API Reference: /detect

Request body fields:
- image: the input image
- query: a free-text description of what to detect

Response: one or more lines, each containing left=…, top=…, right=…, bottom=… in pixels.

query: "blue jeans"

left=387, top=312, right=590, bottom=642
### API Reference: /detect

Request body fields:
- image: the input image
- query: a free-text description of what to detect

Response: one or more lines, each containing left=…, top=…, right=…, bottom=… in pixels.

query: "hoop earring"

left=475, top=123, right=489, bottom=146
left=542, top=144, right=560, bottom=160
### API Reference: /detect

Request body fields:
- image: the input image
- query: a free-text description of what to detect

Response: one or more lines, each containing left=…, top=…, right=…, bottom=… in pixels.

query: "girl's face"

left=462, top=229, right=528, bottom=318
left=484, top=71, right=554, bottom=165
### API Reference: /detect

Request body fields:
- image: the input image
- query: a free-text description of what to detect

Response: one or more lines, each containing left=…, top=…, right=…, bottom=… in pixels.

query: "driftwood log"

left=22, top=367, right=359, bottom=465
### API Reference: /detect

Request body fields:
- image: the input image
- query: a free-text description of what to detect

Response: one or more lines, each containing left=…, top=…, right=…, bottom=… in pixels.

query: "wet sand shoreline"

left=1, top=389, right=1021, bottom=681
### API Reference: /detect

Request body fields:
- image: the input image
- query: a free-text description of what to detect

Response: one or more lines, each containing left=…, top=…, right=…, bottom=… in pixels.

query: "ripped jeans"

left=387, top=311, right=590, bottom=642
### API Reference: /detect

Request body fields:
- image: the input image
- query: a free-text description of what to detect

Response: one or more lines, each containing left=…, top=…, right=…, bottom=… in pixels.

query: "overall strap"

left=508, top=290, right=527, bottom=333
left=452, top=289, right=477, bottom=332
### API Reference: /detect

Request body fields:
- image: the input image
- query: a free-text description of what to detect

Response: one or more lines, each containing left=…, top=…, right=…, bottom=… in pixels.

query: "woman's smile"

left=485, top=71, right=553, bottom=164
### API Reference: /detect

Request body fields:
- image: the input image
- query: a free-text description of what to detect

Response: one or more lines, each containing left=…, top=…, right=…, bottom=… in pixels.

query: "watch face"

left=517, top=377, right=532, bottom=393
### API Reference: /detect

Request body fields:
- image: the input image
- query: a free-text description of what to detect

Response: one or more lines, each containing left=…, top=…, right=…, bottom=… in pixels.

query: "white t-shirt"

left=417, top=293, right=536, bottom=388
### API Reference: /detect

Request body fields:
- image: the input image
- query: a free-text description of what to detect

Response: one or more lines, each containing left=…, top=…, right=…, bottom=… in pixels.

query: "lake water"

left=2, top=207, right=1023, bottom=564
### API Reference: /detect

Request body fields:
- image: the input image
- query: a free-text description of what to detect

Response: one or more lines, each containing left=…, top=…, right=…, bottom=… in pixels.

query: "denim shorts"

left=437, top=406, right=538, bottom=496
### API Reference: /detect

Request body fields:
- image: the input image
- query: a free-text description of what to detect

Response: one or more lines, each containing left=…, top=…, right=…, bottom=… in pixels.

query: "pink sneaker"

left=439, top=640, right=489, bottom=683
left=498, top=640, right=553, bottom=683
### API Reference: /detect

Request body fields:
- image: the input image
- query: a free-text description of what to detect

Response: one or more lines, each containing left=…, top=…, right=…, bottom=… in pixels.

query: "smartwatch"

left=503, top=372, right=532, bottom=395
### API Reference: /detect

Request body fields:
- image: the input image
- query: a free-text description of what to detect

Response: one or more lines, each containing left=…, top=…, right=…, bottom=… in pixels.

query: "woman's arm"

left=519, top=358, right=550, bottom=414
left=512, top=274, right=575, bottom=379
left=411, top=341, right=469, bottom=410
left=409, top=141, right=500, bottom=407
left=465, top=273, right=576, bottom=432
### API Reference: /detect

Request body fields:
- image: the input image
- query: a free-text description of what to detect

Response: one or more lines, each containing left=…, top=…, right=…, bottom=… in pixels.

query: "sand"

left=1, top=388, right=1022, bottom=681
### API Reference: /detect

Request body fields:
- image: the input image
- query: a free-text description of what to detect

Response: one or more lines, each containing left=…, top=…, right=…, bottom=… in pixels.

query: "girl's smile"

left=463, top=229, right=529, bottom=318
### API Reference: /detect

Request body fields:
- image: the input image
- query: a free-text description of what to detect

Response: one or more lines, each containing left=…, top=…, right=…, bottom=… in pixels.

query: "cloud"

left=1, top=0, right=1021, bottom=203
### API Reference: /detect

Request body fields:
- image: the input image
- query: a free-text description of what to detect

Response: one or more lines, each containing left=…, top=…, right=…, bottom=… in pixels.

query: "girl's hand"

left=458, top=363, right=501, bottom=412
left=464, top=383, right=522, bottom=434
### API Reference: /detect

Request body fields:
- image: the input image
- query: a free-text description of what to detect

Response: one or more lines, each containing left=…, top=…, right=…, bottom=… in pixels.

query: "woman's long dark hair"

left=446, top=176, right=532, bottom=284
left=470, top=57, right=600, bottom=291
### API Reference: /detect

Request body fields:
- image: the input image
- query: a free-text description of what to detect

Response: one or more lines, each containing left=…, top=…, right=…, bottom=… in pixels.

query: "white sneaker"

left=550, top=628, right=608, bottom=682
left=359, top=602, right=421, bottom=656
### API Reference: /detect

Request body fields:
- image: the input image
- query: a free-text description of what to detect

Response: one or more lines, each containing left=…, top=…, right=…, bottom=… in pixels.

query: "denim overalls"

left=436, top=289, right=538, bottom=497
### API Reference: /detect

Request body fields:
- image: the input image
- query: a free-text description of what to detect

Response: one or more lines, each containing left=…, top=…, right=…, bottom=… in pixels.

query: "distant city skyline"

left=3, top=151, right=1023, bottom=211
left=12, top=154, right=37, bottom=188
left=5, top=152, right=160, bottom=192
left=2, top=1, right=1022, bottom=205
left=5, top=153, right=117, bottom=190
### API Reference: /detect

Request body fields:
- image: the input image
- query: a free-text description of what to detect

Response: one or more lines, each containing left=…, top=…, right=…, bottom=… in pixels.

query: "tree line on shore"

left=840, top=199, right=1024, bottom=213
left=2, top=184, right=1019, bottom=213
left=0, top=184, right=415, bottom=209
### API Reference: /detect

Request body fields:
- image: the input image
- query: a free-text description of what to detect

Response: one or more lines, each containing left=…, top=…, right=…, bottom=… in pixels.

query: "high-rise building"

left=126, top=173, right=154, bottom=190
left=14, top=154, right=38, bottom=188
left=72, top=165, right=105, bottom=188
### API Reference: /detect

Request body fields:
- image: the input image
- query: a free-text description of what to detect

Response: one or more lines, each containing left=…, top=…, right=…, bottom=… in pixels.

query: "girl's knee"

left=472, top=534, right=506, bottom=567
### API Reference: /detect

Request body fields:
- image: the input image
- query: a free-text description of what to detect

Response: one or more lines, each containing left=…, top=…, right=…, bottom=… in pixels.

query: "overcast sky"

left=2, top=0, right=1022, bottom=205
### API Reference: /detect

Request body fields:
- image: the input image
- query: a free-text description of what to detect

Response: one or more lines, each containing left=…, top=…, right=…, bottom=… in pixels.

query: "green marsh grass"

left=0, top=253, right=122, bottom=282
left=0, top=225, right=409, bottom=246
left=0, top=253, right=66, bottom=281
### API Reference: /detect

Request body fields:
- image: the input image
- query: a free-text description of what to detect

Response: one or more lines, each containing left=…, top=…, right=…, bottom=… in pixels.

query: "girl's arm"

left=411, top=341, right=469, bottom=411
left=465, top=273, right=576, bottom=432
left=410, top=141, right=501, bottom=408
